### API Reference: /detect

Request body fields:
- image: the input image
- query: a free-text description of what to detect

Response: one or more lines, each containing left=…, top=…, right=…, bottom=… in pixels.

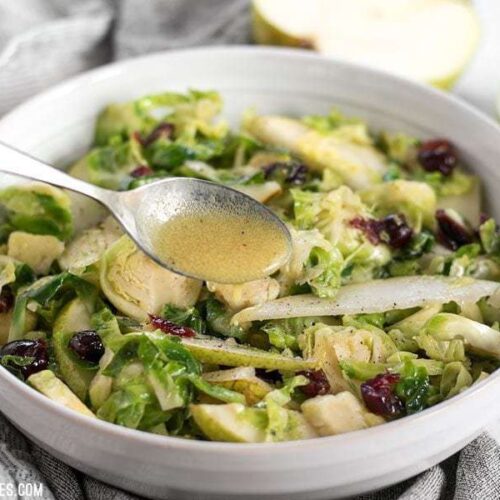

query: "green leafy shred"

left=161, top=304, right=205, bottom=335
left=395, top=361, right=438, bottom=415
left=205, top=296, right=245, bottom=340
left=0, top=184, right=73, bottom=241
left=261, top=317, right=319, bottom=352
left=10, top=272, right=99, bottom=341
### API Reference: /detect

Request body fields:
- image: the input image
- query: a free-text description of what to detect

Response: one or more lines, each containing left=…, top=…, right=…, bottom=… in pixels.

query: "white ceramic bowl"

left=1, top=47, right=500, bottom=500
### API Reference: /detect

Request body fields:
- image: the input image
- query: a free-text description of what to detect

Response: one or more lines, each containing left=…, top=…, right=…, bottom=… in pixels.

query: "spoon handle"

left=0, top=141, right=111, bottom=203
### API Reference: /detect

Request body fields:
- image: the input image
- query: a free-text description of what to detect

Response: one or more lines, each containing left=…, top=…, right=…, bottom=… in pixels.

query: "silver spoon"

left=0, top=141, right=292, bottom=282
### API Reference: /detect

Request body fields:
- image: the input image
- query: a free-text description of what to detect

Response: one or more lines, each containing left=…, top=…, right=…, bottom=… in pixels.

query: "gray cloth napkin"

left=0, top=1, right=499, bottom=499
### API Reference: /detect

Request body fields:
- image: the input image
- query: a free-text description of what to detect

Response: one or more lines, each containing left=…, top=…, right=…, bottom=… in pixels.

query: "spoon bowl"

left=0, top=141, right=292, bottom=282
left=112, top=177, right=292, bottom=282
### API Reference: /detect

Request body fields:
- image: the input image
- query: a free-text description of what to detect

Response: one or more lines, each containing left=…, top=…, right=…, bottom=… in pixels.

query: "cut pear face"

left=301, top=392, right=384, bottom=437
left=253, top=0, right=480, bottom=87
left=180, top=337, right=316, bottom=371
left=191, top=403, right=268, bottom=443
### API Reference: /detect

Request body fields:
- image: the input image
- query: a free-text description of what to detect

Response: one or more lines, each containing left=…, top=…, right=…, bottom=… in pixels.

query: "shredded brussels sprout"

left=1, top=91, right=499, bottom=443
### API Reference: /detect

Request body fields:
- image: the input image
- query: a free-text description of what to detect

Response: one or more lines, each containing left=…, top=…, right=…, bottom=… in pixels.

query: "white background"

left=455, top=0, right=500, bottom=117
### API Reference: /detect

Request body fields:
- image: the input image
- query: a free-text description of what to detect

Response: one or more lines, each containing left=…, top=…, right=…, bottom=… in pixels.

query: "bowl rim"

left=1, top=45, right=500, bottom=454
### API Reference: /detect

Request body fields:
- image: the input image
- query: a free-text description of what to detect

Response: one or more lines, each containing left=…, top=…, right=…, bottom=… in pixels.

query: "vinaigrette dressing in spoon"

left=152, top=210, right=290, bottom=284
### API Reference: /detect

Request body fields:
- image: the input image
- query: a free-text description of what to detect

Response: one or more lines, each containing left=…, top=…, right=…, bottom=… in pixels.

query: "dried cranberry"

left=286, top=164, right=308, bottom=185
left=0, top=288, right=14, bottom=314
left=149, top=314, right=196, bottom=338
left=435, top=209, right=473, bottom=250
left=130, top=165, right=153, bottom=178
left=0, top=339, right=49, bottom=379
left=417, top=139, right=457, bottom=176
left=299, top=370, right=331, bottom=398
left=350, top=217, right=383, bottom=245
left=135, top=122, right=175, bottom=147
left=361, top=373, right=404, bottom=418
left=350, top=215, right=413, bottom=249
left=380, top=214, right=413, bottom=249
left=263, top=162, right=308, bottom=185
left=68, top=330, right=105, bottom=363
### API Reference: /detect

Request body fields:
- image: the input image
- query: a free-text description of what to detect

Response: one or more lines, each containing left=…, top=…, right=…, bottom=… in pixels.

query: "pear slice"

left=253, top=0, right=480, bottom=88
left=53, top=298, right=96, bottom=401
left=181, top=337, right=316, bottom=371
left=244, top=115, right=387, bottom=189
left=203, top=367, right=273, bottom=405
left=301, top=392, right=384, bottom=436
left=28, top=370, right=95, bottom=418
left=425, top=313, right=500, bottom=359
left=191, top=403, right=318, bottom=442
left=191, top=403, right=268, bottom=442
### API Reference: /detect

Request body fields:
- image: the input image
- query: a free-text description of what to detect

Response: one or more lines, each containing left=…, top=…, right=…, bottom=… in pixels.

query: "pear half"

left=253, top=0, right=480, bottom=89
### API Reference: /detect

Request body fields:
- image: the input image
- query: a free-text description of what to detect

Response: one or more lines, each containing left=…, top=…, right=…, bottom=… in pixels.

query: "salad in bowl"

left=0, top=89, right=499, bottom=443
